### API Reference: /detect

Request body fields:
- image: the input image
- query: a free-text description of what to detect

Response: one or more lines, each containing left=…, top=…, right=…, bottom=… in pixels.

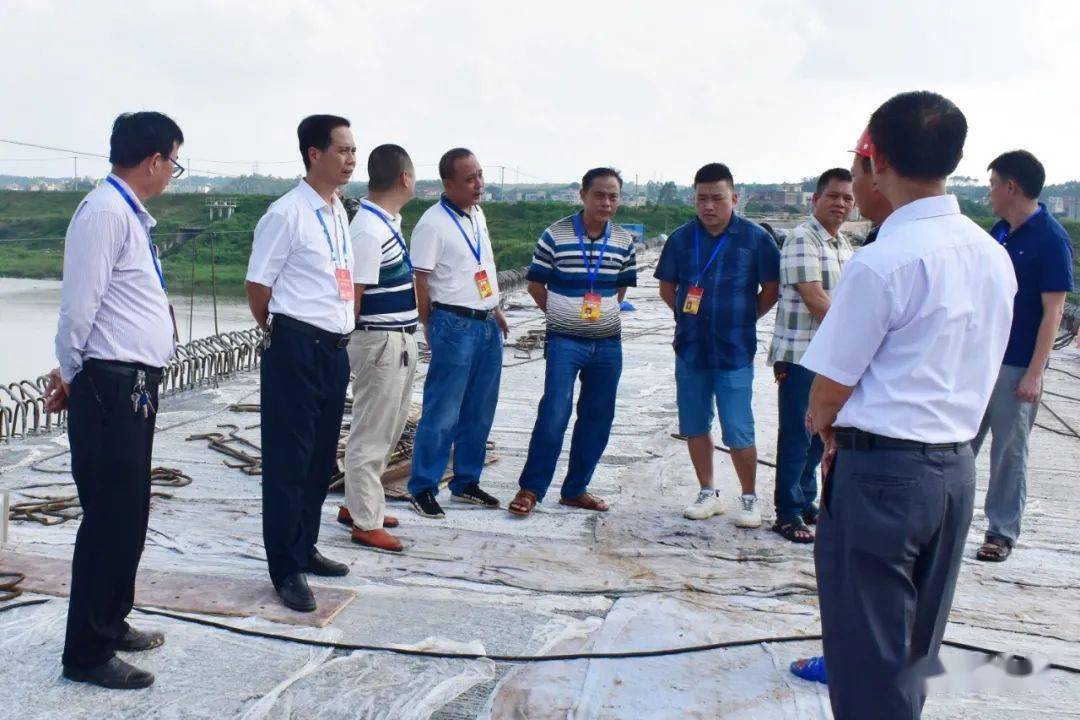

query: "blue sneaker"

left=790, top=655, right=827, bottom=684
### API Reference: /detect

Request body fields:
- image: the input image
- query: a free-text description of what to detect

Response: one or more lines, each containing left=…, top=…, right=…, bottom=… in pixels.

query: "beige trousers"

left=343, top=329, right=417, bottom=531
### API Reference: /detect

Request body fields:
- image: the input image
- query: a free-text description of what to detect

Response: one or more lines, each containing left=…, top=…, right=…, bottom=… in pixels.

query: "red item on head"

left=853, top=128, right=874, bottom=158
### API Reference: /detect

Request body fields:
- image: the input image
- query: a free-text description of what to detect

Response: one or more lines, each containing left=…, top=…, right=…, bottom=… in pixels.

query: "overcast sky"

left=2, top=0, right=1078, bottom=185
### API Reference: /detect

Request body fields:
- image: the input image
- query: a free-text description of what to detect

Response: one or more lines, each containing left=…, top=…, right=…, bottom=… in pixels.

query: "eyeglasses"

left=167, top=156, right=185, bottom=179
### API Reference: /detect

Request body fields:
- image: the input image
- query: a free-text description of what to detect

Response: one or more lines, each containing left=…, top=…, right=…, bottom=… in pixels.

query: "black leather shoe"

left=117, top=626, right=165, bottom=652
left=63, top=656, right=155, bottom=689
left=277, top=573, right=316, bottom=612
left=308, top=549, right=349, bottom=577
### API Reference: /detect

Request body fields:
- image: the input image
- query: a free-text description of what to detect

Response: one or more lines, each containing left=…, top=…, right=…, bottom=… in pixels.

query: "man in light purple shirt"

left=45, top=111, right=184, bottom=690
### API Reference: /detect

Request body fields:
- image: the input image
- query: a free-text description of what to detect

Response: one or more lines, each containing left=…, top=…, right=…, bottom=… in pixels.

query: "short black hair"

left=816, top=168, right=853, bottom=194
left=108, top=112, right=184, bottom=168
left=988, top=150, right=1045, bottom=199
left=439, top=148, right=474, bottom=180
left=693, top=163, right=734, bottom=188
left=367, top=144, right=413, bottom=192
left=297, top=114, right=350, bottom=170
left=867, top=91, right=967, bottom=181
left=582, top=167, right=623, bottom=191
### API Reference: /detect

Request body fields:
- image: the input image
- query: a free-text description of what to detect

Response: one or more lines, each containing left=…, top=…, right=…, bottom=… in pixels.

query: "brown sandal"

left=976, top=537, right=1012, bottom=562
left=559, top=492, right=609, bottom=512
left=508, top=489, right=537, bottom=517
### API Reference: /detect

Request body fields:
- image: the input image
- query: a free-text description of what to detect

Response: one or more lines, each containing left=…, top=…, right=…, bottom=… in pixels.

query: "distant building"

left=624, top=195, right=647, bottom=207
left=550, top=189, right=579, bottom=204
left=1065, top=196, right=1080, bottom=222
left=1045, top=196, right=1065, bottom=214
left=524, top=191, right=547, bottom=202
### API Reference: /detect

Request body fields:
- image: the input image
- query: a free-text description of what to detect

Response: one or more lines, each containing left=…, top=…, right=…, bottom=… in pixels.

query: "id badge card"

left=683, top=286, right=704, bottom=315
left=475, top=269, right=493, bottom=299
left=335, top=268, right=354, bottom=301
left=581, top=292, right=602, bottom=321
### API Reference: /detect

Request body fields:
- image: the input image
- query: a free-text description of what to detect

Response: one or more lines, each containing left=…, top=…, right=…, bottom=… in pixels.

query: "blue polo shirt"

left=991, top=203, right=1074, bottom=368
left=654, top=215, right=780, bottom=370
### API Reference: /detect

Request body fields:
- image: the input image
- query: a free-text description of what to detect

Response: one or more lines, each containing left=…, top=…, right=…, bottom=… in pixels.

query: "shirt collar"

left=440, top=193, right=472, bottom=218
left=360, top=197, right=402, bottom=224
left=297, top=179, right=336, bottom=212
left=995, top=202, right=1047, bottom=237
left=106, top=173, right=156, bottom=228
left=694, top=213, right=740, bottom=239
left=879, top=194, right=960, bottom=234
left=807, top=214, right=843, bottom=244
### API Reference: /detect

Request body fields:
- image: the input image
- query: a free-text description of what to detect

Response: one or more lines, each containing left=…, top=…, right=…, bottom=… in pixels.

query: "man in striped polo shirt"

left=508, top=168, right=637, bottom=516
left=338, top=144, right=419, bottom=552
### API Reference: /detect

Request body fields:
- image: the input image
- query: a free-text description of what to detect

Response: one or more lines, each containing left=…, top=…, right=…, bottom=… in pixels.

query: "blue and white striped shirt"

left=526, top=213, right=637, bottom=339
left=348, top=198, right=418, bottom=330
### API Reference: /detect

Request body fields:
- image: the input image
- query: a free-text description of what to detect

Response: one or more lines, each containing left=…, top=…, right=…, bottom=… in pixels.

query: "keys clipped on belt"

left=130, top=370, right=156, bottom=419
left=401, top=347, right=409, bottom=367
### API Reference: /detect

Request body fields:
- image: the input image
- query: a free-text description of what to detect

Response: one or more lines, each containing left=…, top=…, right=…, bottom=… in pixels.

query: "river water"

left=0, top=277, right=254, bottom=382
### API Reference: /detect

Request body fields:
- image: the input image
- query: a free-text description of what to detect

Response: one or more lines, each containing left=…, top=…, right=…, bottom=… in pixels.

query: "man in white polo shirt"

left=803, top=92, right=1015, bottom=719
left=407, top=147, right=509, bottom=519
left=336, top=144, right=418, bottom=552
left=246, top=115, right=357, bottom=612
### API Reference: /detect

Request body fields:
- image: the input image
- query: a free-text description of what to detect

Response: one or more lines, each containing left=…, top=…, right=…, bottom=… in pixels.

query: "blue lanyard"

left=440, top=200, right=482, bottom=264
left=361, top=200, right=412, bottom=272
left=316, top=206, right=349, bottom=267
left=106, top=176, right=167, bottom=294
left=572, top=213, right=612, bottom=294
left=693, top=222, right=729, bottom=287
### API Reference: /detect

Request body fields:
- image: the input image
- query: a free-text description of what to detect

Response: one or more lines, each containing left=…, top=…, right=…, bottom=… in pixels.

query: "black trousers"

left=815, top=443, right=975, bottom=720
left=62, top=361, right=159, bottom=669
left=260, top=322, right=350, bottom=588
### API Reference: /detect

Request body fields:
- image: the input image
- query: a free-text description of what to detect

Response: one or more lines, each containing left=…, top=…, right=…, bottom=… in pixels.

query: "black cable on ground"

left=0, top=598, right=50, bottom=615
left=670, top=433, right=777, bottom=469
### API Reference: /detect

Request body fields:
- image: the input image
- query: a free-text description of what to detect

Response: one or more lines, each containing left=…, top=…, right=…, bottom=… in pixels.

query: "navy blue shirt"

left=654, top=215, right=780, bottom=370
left=991, top=203, right=1074, bottom=367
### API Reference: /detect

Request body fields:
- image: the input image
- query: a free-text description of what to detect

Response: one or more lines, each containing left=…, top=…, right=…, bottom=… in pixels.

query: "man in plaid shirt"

left=767, top=168, right=855, bottom=543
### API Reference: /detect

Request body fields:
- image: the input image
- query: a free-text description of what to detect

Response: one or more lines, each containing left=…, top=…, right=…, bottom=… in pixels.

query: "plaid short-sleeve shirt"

left=768, top=215, right=853, bottom=365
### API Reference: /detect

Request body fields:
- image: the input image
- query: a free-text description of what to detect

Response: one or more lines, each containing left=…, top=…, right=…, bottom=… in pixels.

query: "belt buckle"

left=336, top=335, right=350, bottom=349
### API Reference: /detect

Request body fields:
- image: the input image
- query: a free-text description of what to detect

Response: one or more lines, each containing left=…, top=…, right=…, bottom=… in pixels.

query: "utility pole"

left=72, top=156, right=78, bottom=192
left=500, top=166, right=505, bottom=200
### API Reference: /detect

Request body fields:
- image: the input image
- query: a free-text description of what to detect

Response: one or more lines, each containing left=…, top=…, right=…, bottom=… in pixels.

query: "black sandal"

left=772, top=519, right=815, bottom=544
left=976, top=536, right=1012, bottom=562
left=802, top=506, right=819, bottom=526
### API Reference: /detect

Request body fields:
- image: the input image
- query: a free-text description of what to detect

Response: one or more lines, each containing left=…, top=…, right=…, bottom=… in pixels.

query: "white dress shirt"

left=410, top=197, right=500, bottom=310
left=246, top=180, right=355, bottom=334
left=800, top=195, right=1016, bottom=443
left=54, top=174, right=175, bottom=383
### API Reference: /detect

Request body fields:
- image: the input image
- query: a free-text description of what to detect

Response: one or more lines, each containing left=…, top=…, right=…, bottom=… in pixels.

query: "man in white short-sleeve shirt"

left=407, top=148, right=509, bottom=519
left=802, top=92, right=1015, bottom=720
left=245, top=115, right=357, bottom=614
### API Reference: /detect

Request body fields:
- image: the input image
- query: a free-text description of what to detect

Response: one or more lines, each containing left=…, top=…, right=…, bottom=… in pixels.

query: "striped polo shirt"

left=525, top=212, right=637, bottom=339
left=348, top=198, right=419, bottom=330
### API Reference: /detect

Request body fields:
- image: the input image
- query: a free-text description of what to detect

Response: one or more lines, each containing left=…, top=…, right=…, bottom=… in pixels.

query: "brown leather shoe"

left=339, top=506, right=399, bottom=529
left=351, top=527, right=403, bottom=552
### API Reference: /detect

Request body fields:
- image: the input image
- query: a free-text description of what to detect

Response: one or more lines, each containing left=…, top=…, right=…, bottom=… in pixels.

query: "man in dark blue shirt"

left=973, top=150, right=1074, bottom=562
left=655, top=163, right=780, bottom=528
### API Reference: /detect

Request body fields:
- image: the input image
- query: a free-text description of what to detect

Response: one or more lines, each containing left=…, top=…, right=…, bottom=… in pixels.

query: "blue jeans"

left=674, top=358, right=755, bottom=448
left=409, top=308, right=503, bottom=497
left=518, top=334, right=622, bottom=502
left=774, top=361, right=823, bottom=523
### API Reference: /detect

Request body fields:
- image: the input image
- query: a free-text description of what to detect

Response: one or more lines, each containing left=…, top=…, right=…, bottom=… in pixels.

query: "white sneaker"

left=684, top=489, right=724, bottom=520
left=734, top=494, right=762, bottom=528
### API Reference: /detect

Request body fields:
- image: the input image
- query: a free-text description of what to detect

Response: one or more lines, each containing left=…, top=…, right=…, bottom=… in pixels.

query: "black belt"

left=432, top=302, right=494, bottom=321
left=83, top=358, right=163, bottom=383
left=355, top=324, right=417, bottom=334
left=834, top=427, right=968, bottom=452
left=271, top=314, right=350, bottom=348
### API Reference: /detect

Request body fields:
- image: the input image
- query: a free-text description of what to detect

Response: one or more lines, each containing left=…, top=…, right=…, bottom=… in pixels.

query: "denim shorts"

left=675, top=357, right=755, bottom=448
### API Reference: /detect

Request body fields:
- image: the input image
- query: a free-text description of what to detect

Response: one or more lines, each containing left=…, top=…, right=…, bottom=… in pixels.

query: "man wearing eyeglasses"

left=45, top=111, right=184, bottom=689
left=246, top=115, right=357, bottom=613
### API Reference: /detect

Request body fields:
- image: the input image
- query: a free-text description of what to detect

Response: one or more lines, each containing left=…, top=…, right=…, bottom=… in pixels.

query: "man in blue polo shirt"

left=508, top=168, right=637, bottom=516
left=973, top=150, right=1073, bottom=563
left=655, top=163, right=780, bottom=529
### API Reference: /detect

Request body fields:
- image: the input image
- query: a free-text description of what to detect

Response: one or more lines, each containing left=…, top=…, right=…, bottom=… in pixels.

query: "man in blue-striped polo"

left=508, top=168, right=637, bottom=516
left=338, top=144, right=419, bottom=552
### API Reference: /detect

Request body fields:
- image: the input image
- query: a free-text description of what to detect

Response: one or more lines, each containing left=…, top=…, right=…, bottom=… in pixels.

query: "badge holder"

left=475, top=269, right=493, bottom=299
left=581, top=292, right=602, bottom=321
left=683, top=286, right=703, bottom=315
